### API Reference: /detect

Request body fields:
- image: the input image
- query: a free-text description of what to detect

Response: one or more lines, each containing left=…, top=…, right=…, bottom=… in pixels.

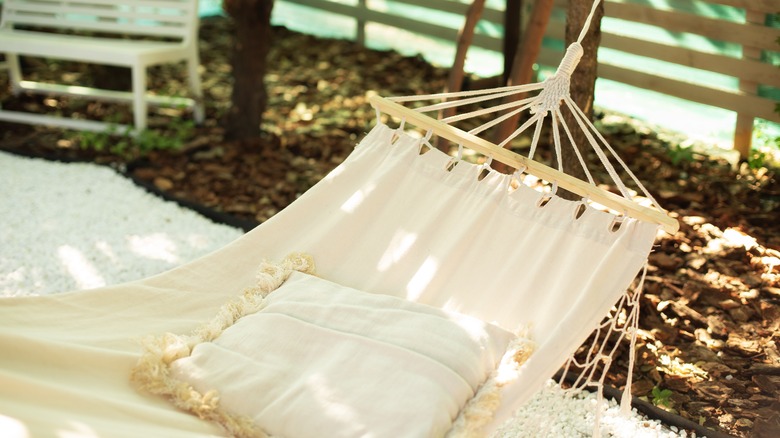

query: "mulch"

left=1, top=16, right=778, bottom=438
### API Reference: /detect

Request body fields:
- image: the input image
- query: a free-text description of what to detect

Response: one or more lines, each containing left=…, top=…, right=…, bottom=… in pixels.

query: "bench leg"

left=131, top=65, right=148, bottom=132
left=6, top=53, right=23, bottom=94
left=186, top=51, right=204, bottom=124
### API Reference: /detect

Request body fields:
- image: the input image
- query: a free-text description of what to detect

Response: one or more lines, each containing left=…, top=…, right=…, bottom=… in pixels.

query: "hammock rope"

left=380, top=0, right=667, bottom=217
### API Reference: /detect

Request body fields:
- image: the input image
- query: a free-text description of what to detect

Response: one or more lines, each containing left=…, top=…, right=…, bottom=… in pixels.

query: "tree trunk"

left=445, top=0, right=486, bottom=103
left=559, top=0, right=603, bottom=200
left=503, top=0, right=523, bottom=84
left=492, top=0, right=554, bottom=148
left=437, top=0, right=486, bottom=151
left=222, top=0, right=275, bottom=141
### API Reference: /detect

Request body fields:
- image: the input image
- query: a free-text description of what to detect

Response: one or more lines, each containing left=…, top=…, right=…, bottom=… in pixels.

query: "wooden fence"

left=280, top=0, right=780, bottom=156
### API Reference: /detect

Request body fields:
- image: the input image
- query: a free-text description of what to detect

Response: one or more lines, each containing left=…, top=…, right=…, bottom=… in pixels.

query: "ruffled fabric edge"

left=446, top=329, right=536, bottom=438
left=130, top=253, right=316, bottom=438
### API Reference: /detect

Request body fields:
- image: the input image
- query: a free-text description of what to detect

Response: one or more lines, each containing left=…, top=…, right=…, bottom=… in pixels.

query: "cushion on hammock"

left=132, top=255, right=523, bottom=438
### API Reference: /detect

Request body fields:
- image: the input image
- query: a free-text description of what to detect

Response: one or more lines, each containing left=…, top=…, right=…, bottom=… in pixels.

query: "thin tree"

left=559, top=0, right=604, bottom=200
left=222, top=0, right=275, bottom=141
left=437, top=0, right=486, bottom=152
left=492, top=0, right=554, bottom=148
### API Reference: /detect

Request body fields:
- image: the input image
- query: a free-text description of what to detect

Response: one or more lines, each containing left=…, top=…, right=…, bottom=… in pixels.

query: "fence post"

left=734, top=9, right=765, bottom=158
left=357, top=0, right=367, bottom=46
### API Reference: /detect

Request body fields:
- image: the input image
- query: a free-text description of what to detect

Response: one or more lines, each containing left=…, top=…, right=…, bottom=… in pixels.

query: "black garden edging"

left=2, top=148, right=261, bottom=232
left=125, top=160, right=261, bottom=233
left=556, top=371, right=738, bottom=438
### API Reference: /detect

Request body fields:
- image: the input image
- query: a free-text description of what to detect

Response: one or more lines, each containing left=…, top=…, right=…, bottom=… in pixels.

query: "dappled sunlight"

left=1, top=266, right=43, bottom=298
left=126, top=233, right=180, bottom=264
left=450, top=314, right=492, bottom=346
left=0, top=415, right=29, bottom=438
left=306, top=373, right=364, bottom=431
left=94, top=241, right=119, bottom=265
left=57, top=245, right=106, bottom=290
left=323, top=162, right=346, bottom=182
left=406, top=256, right=438, bottom=301
left=376, top=230, right=418, bottom=272
left=637, top=328, right=711, bottom=378
left=183, top=233, right=218, bottom=251
left=340, top=183, right=376, bottom=214
left=656, top=353, right=709, bottom=384
left=720, top=228, right=758, bottom=251
left=674, top=217, right=779, bottom=284
left=57, top=420, right=101, bottom=438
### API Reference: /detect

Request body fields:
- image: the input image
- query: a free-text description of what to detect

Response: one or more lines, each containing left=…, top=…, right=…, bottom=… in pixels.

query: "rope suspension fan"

left=370, top=0, right=678, bottom=235
left=366, top=0, right=680, bottom=433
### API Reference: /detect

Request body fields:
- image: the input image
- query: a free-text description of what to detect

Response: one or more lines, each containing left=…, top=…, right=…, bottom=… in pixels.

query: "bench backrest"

left=1, top=0, right=199, bottom=41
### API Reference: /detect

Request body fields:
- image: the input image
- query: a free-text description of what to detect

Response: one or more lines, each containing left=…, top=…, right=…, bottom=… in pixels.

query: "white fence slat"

left=705, top=0, right=780, bottom=15
left=285, top=0, right=503, bottom=51
left=538, top=48, right=778, bottom=122
left=545, top=18, right=780, bottom=89
left=605, top=1, right=780, bottom=52
left=389, top=0, right=505, bottom=26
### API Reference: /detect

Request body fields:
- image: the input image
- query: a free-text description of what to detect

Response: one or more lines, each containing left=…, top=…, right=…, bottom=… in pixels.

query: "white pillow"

left=131, top=254, right=530, bottom=438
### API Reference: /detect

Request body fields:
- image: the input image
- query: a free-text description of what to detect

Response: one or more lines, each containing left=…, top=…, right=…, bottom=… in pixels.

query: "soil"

left=1, top=16, right=779, bottom=438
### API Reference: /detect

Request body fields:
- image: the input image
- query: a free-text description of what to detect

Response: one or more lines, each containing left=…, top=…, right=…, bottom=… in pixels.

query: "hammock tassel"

left=620, top=263, right=649, bottom=416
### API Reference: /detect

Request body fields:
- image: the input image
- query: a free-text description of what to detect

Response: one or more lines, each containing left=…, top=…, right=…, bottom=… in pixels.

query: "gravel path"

left=0, top=151, right=701, bottom=437
left=0, top=151, right=243, bottom=296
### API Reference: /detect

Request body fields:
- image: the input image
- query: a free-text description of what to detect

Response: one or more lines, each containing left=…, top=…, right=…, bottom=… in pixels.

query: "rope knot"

left=529, top=74, right=570, bottom=115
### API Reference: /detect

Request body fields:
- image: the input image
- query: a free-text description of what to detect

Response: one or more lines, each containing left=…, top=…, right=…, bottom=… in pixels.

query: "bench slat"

left=8, top=5, right=190, bottom=24
left=6, top=15, right=190, bottom=38
left=3, top=0, right=196, bottom=38
left=9, top=0, right=194, bottom=11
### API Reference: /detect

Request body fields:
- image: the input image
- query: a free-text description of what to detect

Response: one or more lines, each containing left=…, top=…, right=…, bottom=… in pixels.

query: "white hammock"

left=0, top=128, right=668, bottom=437
left=0, top=1, right=677, bottom=436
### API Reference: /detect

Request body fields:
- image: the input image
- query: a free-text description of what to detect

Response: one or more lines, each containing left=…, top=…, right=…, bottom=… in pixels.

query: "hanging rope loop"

left=556, top=42, right=584, bottom=78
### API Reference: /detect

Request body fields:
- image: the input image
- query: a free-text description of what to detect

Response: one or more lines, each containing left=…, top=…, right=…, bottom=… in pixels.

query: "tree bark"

left=443, top=0, right=486, bottom=110
left=438, top=0, right=486, bottom=151
left=503, top=0, right=523, bottom=84
left=492, top=0, right=554, bottom=148
left=222, top=0, right=275, bottom=141
left=559, top=0, right=603, bottom=200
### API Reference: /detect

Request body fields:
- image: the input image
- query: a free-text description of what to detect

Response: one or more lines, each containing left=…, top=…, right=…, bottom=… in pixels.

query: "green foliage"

left=770, top=27, right=780, bottom=151
left=71, top=115, right=194, bottom=158
left=650, top=386, right=674, bottom=409
left=748, top=149, right=769, bottom=169
left=77, top=129, right=114, bottom=153
left=754, top=119, right=780, bottom=156
left=135, top=118, right=195, bottom=154
left=667, top=144, right=695, bottom=166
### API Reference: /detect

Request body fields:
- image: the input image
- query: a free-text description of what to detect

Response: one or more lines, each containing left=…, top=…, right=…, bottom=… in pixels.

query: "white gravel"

left=0, top=151, right=702, bottom=437
left=1, top=151, right=243, bottom=296
left=495, top=382, right=703, bottom=437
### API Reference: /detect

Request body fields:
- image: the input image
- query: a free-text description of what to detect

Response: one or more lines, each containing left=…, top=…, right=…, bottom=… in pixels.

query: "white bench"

left=0, top=0, right=204, bottom=133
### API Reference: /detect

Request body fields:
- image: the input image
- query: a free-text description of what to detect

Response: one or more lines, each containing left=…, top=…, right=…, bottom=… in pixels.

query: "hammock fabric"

left=0, top=122, right=658, bottom=436
left=0, top=1, right=671, bottom=435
